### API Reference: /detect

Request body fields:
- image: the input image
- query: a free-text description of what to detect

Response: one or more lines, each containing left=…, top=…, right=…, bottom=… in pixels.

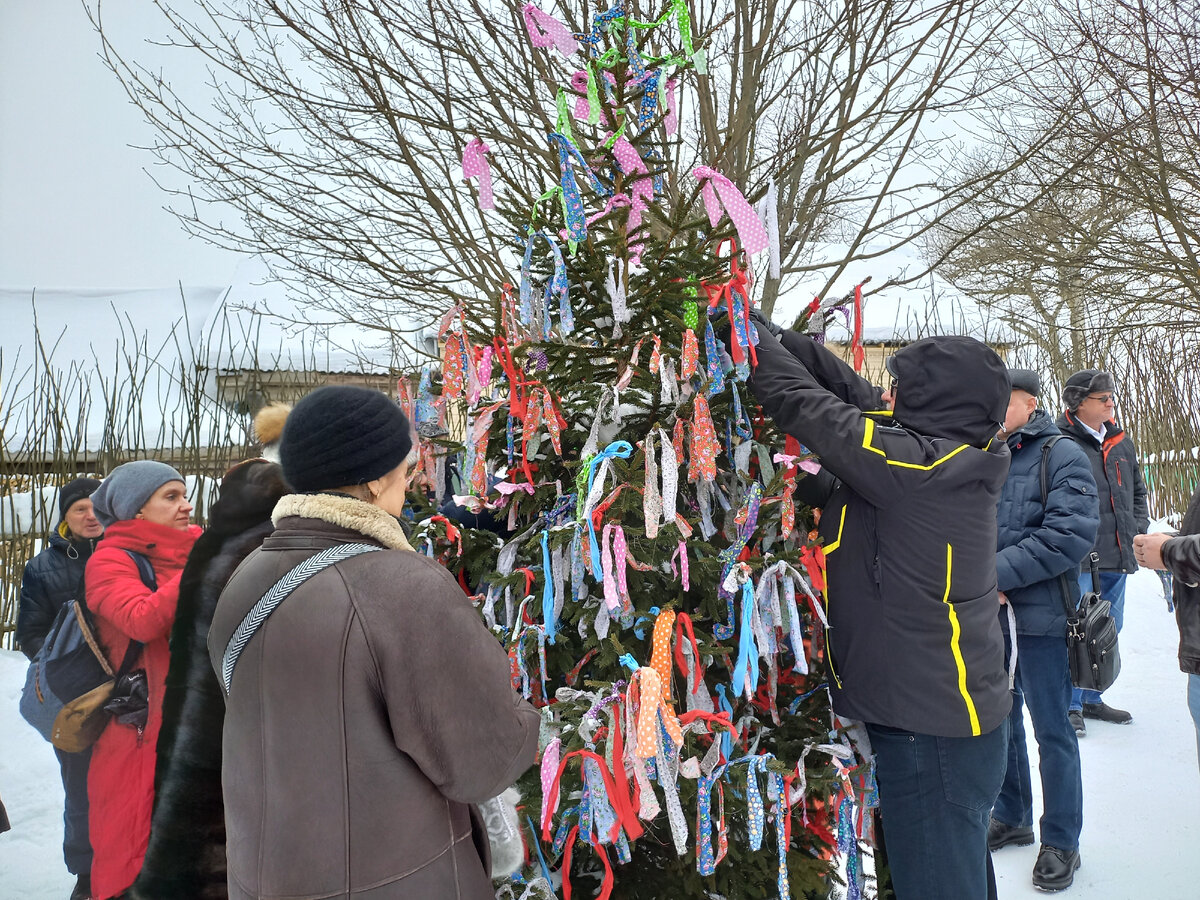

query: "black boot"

left=988, top=817, right=1035, bottom=851
left=1082, top=701, right=1132, bottom=724
left=1068, top=709, right=1086, bottom=736
left=69, top=874, right=91, bottom=900
left=1032, top=844, right=1080, bottom=892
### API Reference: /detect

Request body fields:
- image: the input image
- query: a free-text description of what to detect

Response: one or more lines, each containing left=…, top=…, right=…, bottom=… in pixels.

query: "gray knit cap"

left=91, top=460, right=186, bottom=527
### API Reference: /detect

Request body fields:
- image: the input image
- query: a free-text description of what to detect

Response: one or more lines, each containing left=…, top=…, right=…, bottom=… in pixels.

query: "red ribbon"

left=852, top=282, right=864, bottom=373
left=800, top=545, right=827, bottom=593
left=542, top=749, right=643, bottom=845
left=561, top=824, right=614, bottom=900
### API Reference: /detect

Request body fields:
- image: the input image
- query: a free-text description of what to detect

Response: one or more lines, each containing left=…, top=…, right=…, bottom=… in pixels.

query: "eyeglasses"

left=889, top=378, right=898, bottom=394
left=1087, top=393, right=1116, bottom=404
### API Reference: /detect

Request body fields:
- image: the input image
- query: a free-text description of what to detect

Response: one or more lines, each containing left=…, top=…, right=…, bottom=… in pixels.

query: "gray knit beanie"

left=91, top=460, right=186, bottom=527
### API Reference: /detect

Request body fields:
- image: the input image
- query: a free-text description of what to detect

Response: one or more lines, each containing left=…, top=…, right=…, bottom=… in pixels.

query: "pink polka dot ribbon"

left=664, top=76, right=679, bottom=136
left=540, top=737, right=562, bottom=834
left=461, top=137, right=494, bottom=210
left=692, top=166, right=769, bottom=255
left=522, top=4, right=578, bottom=58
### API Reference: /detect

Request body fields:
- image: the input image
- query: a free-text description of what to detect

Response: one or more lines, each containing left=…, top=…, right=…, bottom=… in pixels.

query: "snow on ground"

left=0, top=567, right=1196, bottom=898
left=992, top=566, right=1199, bottom=899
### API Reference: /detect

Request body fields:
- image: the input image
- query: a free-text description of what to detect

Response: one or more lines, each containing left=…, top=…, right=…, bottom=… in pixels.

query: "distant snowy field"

left=1, top=568, right=1196, bottom=898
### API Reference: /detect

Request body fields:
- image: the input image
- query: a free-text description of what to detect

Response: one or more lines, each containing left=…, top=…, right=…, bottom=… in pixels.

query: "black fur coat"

left=134, top=460, right=288, bottom=899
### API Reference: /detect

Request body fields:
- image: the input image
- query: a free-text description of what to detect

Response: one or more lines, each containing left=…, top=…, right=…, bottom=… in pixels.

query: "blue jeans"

left=1189, top=674, right=1200, bottom=772
left=993, top=633, right=1082, bottom=851
left=54, top=746, right=93, bottom=875
left=1070, top=571, right=1126, bottom=709
left=867, top=719, right=1008, bottom=900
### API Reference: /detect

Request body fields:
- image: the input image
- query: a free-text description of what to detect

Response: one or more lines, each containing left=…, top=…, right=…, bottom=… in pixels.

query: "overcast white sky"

left=0, top=1, right=242, bottom=290
left=0, top=1, right=980, bottom=340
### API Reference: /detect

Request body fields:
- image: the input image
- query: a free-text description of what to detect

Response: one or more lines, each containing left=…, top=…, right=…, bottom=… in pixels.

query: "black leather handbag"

left=1041, top=436, right=1121, bottom=692
left=1061, top=553, right=1121, bottom=692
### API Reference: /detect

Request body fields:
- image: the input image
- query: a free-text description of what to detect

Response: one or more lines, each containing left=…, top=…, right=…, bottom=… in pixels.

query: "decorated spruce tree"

left=402, top=6, right=876, bottom=899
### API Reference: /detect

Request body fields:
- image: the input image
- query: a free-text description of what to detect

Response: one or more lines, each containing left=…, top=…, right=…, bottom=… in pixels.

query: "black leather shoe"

left=988, top=817, right=1035, bottom=851
left=1082, top=701, right=1132, bottom=724
left=69, top=875, right=91, bottom=900
left=1068, top=709, right=1086, bottom=736
left=1032, top=844, right=1080, bottom=891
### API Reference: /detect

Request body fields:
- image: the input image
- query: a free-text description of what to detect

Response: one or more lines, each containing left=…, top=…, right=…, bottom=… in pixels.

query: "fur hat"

left=279, top=386, right=413, bottom=493
left=58, top=477, right=101, bottom=521
left=1062, top=369, right=1115, bottom=411
left=253, top=402, right=292, bottom=463
left=91, top=460, right=186, bottom=527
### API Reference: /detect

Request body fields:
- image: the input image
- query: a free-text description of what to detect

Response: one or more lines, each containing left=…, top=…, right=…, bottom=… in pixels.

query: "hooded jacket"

left=208, top=492, right=540, bottom=900
left=996, top=409, right=1100, bottom=636
left=135, top=460, right=290, bottom=900
left=1055, top=410, right=1149, bottom=572
left=748, top=327, right=1012, bottom=737
left=17, top=524, right=99, bottom=659
left=85, top=518, right=202, bottom=900
left=1161, top=485, right=1200, bottom=675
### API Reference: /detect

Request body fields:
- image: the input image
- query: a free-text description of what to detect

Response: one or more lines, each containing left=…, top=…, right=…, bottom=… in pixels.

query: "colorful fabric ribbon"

left=523, top=4, right=578, bottom=57
left=461, top=138, right=494, bottom=210
left=549, top=132, right=607, bottom=244
left=519, top=230, right=573, bottom=338
left=664, top=76, right=679, bottom=135
left=583, top=440, right=634, bottom=578
left=692, top=166, right=769, bottom=255
left=688, top=394, right=719, bottom=482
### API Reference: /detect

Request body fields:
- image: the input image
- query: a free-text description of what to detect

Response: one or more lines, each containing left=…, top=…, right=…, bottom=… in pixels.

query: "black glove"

left=709, top=310, right=733, bottom=346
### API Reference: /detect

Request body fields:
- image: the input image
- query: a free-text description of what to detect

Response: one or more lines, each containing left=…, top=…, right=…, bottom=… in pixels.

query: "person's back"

left=745, top=315, right=1012, bottom=899
left=209, top=386, right=539, bottom=899
left=136, top=459, right=290, bottom=899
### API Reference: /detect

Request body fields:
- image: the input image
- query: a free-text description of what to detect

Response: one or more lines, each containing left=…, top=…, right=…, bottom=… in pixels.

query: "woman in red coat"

left=86, top=461, right=202, bottom=900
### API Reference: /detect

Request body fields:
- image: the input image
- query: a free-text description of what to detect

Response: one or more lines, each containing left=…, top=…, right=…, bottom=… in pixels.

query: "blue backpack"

left=19, top=550, right=156, bottom=751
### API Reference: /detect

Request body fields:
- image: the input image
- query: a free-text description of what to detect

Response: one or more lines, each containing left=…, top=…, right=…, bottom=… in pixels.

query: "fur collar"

left=272, top=493, right=414, bottom=552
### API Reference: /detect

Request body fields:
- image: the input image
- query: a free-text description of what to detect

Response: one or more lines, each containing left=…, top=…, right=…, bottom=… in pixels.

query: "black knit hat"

left=279, top=386, right=414, bottom=492
left=1007, top=368, right=1041, bottom=397
left=1062, top=369, right=1116, bottom=412
left=58, top=477, right=101, bottom=521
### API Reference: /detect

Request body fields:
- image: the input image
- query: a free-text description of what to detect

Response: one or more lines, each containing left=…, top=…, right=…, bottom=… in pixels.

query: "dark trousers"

left=993, top=633, right=1083, bottom=851
left=55, top=746, right=93, bottom=875
left=867, top=719, right=1008, bottom=900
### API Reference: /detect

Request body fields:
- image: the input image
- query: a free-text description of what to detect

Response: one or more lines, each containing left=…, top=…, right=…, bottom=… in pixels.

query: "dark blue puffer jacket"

left=997, top=409, right=1100, bottom=636
left=16, top=525, right=99, bottom=659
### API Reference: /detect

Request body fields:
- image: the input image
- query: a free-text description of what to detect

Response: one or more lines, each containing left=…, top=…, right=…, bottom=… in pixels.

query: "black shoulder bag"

left=101, top=550, right=157, bottom=735
left=1041, top=435, right=1121, bottom=692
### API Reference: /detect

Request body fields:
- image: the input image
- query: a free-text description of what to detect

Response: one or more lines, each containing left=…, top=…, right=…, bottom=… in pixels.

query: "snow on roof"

left=208, top=258, right=411, bottom=375
left=1, top=264, right=412, bottom=454
left=0, top=285, right=233, bottom=453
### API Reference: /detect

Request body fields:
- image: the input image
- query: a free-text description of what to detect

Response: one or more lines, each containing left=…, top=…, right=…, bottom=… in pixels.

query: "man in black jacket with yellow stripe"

left=745, top=312, right=1012, bottom=900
